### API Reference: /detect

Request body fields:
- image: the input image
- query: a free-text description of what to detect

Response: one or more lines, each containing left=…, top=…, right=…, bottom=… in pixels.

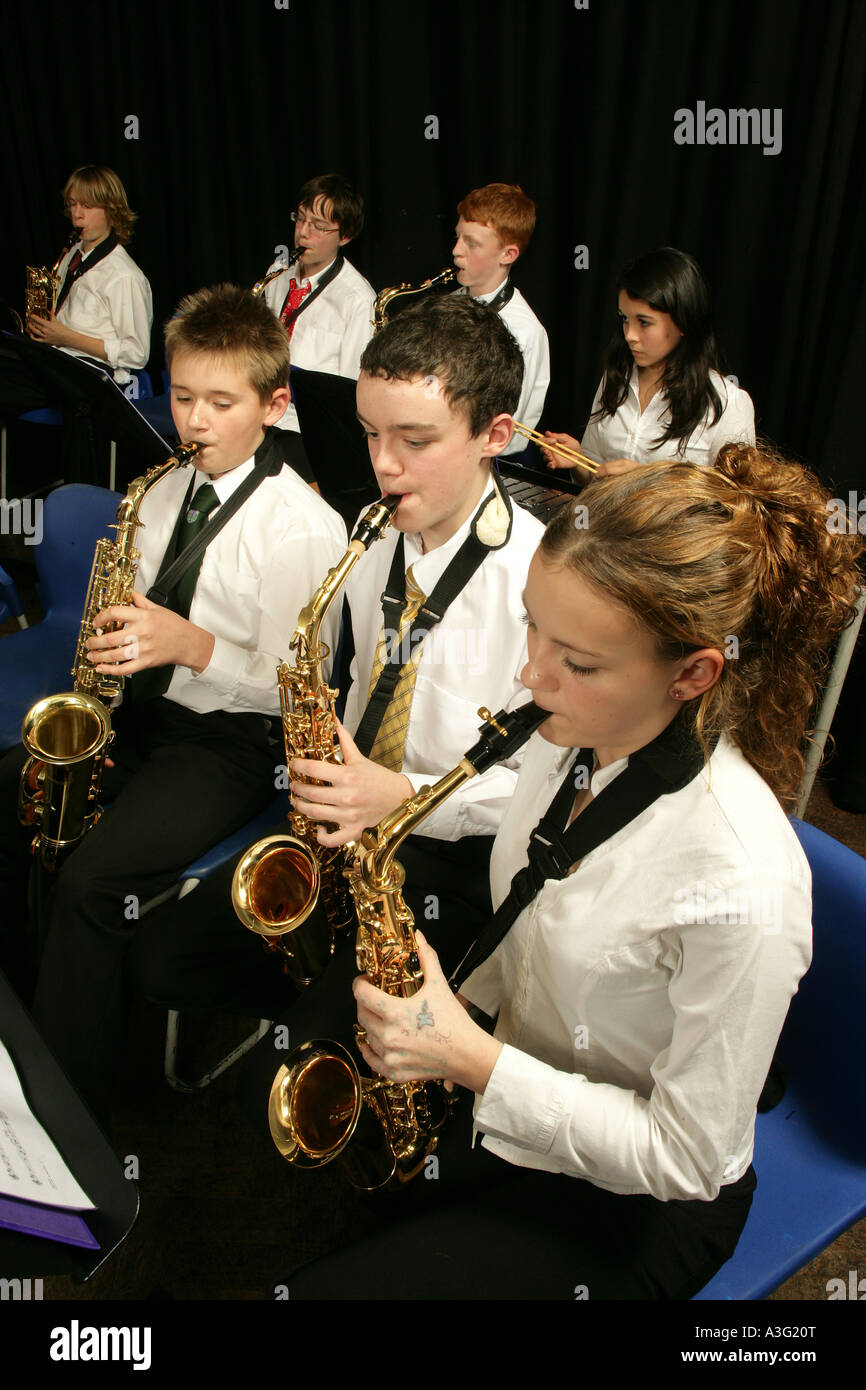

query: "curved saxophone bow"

left=18, top=442, right=201, bottom=869
left=267, top=699, right=550, bottom=1191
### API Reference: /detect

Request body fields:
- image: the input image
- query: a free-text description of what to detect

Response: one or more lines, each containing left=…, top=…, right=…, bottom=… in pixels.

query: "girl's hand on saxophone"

left=289, top=719, right=413, bottom=847
left=86, top=590, right=215, bottom=675
left=353, top=933, right=503, bottom=1095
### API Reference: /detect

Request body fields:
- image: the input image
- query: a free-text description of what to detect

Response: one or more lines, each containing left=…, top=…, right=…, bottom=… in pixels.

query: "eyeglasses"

left=291, top=209, right=340, bottom=236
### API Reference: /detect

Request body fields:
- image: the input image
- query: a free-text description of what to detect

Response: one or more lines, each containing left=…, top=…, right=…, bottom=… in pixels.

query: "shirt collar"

left=541, top=745, right=629, bottom=797
left=200, top=455, right=255, bottom=504
left=474, top=275, right=510, bottom=305
left=293, top=255, right=338, bottom=290
left=590, top=754, right=629, bottom=796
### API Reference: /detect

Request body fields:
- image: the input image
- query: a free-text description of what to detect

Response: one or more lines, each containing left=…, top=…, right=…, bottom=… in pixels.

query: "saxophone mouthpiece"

left=351, top=494, right=400, bottom=548
left=174, top=441, right=202, bottom=465
left=465, top=700, right=550, bottom=774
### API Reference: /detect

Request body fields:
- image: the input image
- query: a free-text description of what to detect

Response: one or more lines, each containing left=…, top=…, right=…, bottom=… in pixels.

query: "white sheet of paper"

left=0, top=1039, right=94, bottom=1210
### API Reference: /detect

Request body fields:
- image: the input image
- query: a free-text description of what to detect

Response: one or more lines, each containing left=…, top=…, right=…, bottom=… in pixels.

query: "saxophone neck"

left=373, top=268, right=455, bottom=333
left=114, top=441, right=202, bottom=531
left=290, top=495, right=399, bottom=671
left=252, top=245, right=305, bottom=297
left=362, top=763, right=474, bottom=891
left=51, top=232, right=77, bottom=278
left=361, top=701, right=550, bottom=890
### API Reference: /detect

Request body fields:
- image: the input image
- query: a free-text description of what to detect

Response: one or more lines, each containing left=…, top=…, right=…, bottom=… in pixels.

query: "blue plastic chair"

left=695, top=818, right=866, bottom=1299
left=0, top=563, right=27, bottom=630
left=157, top=792, right=287, bottom=1091
left=0, top=484, right=121, bottom=749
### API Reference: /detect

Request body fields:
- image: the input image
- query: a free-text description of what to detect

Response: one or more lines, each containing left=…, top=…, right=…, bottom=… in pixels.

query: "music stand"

left=290, top=367, right=379, bottom=531
left=0, top=332, right=171, bottom=486
left=0, top=970, right=138, bottom=1280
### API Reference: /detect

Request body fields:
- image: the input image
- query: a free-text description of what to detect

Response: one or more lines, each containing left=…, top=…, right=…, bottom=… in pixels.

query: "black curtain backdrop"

left=2, top=0, right=865, bottom=803
left=2, top=0, right=865, bottom=492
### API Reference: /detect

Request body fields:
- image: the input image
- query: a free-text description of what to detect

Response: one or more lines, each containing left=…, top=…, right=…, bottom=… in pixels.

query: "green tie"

left=132, top=482, right=220, bottom=702
left=172, top=483, right=220, bottom=620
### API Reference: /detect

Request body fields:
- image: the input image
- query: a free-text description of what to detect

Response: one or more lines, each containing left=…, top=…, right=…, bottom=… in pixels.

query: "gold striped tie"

left=366, top=565, right=427, bottom=772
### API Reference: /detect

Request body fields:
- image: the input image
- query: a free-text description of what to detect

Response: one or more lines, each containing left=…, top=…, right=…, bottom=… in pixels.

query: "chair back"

left=786, top=818, right=866, bottom=1153
left=0, top=485, right=122, bottom=747
left=35, top=484, right=122, bottom=619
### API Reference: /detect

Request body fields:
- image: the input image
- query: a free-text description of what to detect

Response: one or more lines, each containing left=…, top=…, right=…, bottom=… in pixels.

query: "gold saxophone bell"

left=19, top=693, right=114, bottom=868
left=268, top=1041, right=363, bottom=1168
left=231, top=835, right=334, bottom=986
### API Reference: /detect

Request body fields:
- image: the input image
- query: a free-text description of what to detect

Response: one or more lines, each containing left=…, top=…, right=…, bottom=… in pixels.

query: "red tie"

left=279, top=278, right=312, bottom=339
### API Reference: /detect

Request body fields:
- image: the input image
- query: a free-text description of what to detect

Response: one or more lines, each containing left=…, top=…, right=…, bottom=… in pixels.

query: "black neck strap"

left=451, top=718, right=708, bottom=990
left=353, top=480, right=513, bottom=758
left=146, top=428, right=284, bottom=607
left=486, top=278, right=515, bottom=315
left=280, top=251, right=344, bottom=327
left=66, top=231, right=118, bottom=286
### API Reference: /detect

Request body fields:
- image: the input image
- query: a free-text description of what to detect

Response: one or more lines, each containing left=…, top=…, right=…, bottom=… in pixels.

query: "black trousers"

left=0, top=696, right=279, bottom=1112
left=128, top=829, right=495, bottom=1024
left=281, top=1089, right=757, bottom=1301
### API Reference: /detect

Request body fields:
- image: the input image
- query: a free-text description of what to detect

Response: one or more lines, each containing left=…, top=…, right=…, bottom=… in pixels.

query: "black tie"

left=171, top=483, right=220, bottom=619
left=132, top=483, right=220, bottom=702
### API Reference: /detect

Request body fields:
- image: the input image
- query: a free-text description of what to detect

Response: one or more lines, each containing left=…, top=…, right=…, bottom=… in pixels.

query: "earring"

left=670, top=686, right=685, bottom=700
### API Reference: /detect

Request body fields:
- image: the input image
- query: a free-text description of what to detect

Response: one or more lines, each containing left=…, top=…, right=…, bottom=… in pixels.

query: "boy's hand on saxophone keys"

left=85, top=590, right=215, bottom=675
left=353, top=933, right=502, bottom=1094
left=290, top=719, right=413, bottom=848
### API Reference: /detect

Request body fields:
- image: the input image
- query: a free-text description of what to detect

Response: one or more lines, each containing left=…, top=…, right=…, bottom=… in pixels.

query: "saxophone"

left=13, top=233, right=79, bottom=333
left=251, top=245, right=305, bottom=299
left=18, top=442, right=201, bottom=868
left=8, top=234, right=76, bottom=333
left=232, top=495, right=399, bottom=986
left=266, top=699, right=549, bottom=1191
left=372, top=267, right=455, bottom=333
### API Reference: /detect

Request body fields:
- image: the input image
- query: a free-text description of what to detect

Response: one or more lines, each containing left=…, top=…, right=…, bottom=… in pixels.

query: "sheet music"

left=0, top=1039, right=94, bottom=1210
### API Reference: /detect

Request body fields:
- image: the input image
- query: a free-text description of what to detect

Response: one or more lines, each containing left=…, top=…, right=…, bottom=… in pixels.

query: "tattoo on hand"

left=416, top=1001, right=434, bottom=1030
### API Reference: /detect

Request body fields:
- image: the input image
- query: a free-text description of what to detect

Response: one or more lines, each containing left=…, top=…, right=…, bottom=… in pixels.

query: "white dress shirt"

left=55, top=241, right=153, bottom=383
left=133, top=448, right=347, bottom=716
left=263, top=255, right=376, bottom=432
left=466, top=733, right=812, bottom=1201
left=342, top=484, right=545, bottom=840
left=580, top=368, right=755, bottom=467
left=467, top=281, right=551, bottom=455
